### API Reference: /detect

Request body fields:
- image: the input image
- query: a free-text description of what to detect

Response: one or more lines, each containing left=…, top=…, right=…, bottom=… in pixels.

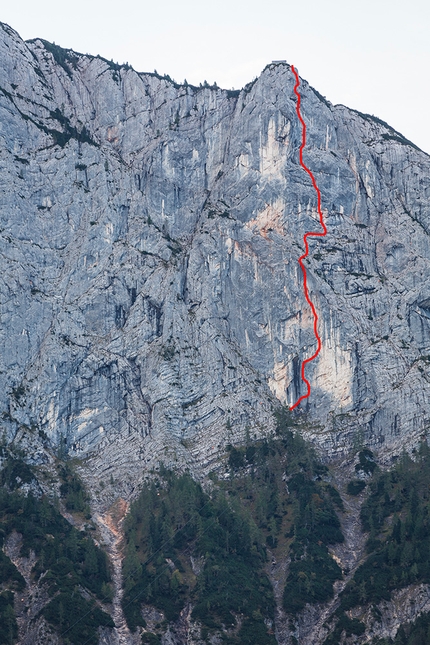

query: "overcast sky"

left=2, top=0, right=429, bottom=153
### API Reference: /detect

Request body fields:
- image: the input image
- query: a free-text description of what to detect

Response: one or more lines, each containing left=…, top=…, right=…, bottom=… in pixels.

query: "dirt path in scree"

left=93, top=499, right=140, bottom=645
left=295, top=474, right=369, bottom=645
left=266, top=454, right=370, bottom=645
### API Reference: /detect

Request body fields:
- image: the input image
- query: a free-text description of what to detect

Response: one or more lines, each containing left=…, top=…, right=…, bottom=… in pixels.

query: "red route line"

left=289, top=65, right=327, bottom=411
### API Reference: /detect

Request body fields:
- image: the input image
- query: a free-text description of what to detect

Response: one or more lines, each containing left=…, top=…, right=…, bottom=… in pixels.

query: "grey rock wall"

left=1, top=21, right=430, bottom=478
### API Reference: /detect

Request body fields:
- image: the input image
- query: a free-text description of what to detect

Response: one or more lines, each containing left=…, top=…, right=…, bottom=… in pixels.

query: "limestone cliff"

left=1, top=20, right=430, bottom=485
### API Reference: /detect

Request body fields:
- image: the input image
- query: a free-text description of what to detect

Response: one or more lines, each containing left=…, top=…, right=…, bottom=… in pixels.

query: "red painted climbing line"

left=289, top=65, right=327, bottom=411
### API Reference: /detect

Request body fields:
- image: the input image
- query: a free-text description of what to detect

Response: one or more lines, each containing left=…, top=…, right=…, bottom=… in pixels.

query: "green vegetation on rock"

left=122, top=411, right=345, bottom=642
left=122, top=467, right=276, bottom=644
left=0, top=447, right=113, bottom=645
left=340, top=444, right=430, bottom=611
left=42, top=592, right=113, bottom=645
left=59, top=462, right=91, bottom=514
left=346, top=479, right=366, bottom=495
left=323, top=443, right=430, bottom=644
left=0, top=591, right=18, bottom=645
left=323, top=614, right=365, bottom=645
left=372, top=610, right=430, bottom=644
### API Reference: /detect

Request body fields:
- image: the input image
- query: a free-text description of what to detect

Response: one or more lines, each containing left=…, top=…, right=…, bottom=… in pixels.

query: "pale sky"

left=2, top=0, right=429, bottom=153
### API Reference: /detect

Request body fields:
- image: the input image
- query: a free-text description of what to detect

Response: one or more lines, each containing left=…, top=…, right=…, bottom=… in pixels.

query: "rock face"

left=1, top=21, right=430, bottom=481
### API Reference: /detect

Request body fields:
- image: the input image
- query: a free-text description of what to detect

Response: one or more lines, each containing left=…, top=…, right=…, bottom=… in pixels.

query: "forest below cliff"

left=2, top=413, right=430, bottom=644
